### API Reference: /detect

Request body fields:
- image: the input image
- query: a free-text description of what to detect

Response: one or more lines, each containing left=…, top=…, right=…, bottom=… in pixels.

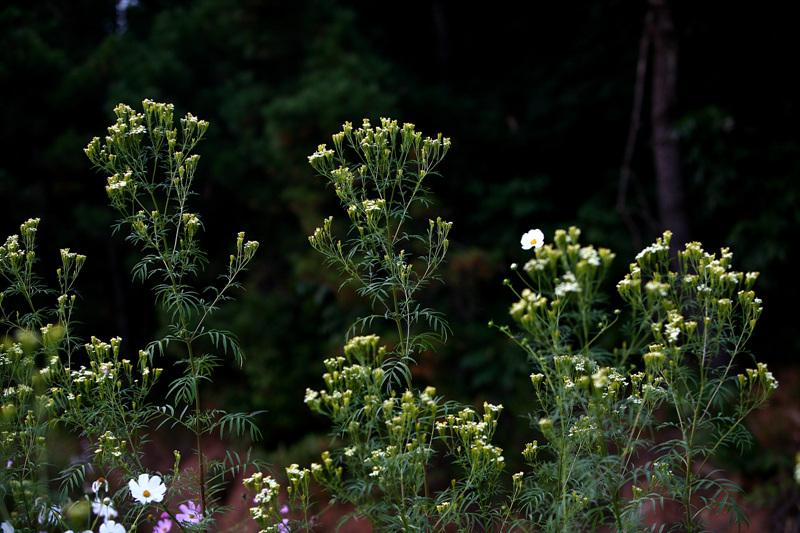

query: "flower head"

left=92, top=497, right=119, bottom=520
left=153, top=513, right=172, bottom=533
left=92, top=477, right=110, bottom=495
left=1, top=521, right=13, bottom=533
left=521, top=229, right=544, bottom=251
left=128, top=473, right=166, bottom=504
left=99, top=521, right=126, bottom=533
left=277, top=504, right=291, bottom=531
left=176, top=500, right=202, bottom=524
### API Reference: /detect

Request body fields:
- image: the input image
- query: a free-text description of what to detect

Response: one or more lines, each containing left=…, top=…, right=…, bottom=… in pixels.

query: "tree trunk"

left=650, top=0, right=689, bottom=248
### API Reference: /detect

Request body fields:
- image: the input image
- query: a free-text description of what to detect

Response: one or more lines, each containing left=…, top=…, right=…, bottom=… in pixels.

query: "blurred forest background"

left=2, top=0, right=800, bottom=529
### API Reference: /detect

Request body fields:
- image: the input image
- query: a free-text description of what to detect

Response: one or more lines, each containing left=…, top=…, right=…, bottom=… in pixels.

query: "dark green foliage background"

left=1, top=0, right=798, bottom=513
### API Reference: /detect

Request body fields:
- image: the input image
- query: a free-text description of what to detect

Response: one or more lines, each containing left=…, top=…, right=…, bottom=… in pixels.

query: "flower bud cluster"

left=307, top=216, right=334, bottom=252
left=512, top=228, right=615, bottom=354
left=304, top=335, right=386, bottom=419
left=227, top=230, right=260, bottom=276
left=85, top=101, right=212, bottom=260
left=57, top=247, right=86, bottom=293
left=94, top=430, right=126, bottom=462
left=314, top=118, right=448, bottom=181
left=306, top=338, right=444, bottom=495
left=0, top=218, right=44, bottom=276
left=437, top=403, right=505, bottom=484
left=736, top=362, right=779, bottom=406
left=105, top=170, right=135, bottom=209
left=309, top=450, right=342, bottom=486
left=620, top=233, right=763, bottom=339
left=509, top=289, right=548, bottom=328
left=307, top=143, right=335, bottom=173
left=243, top=472, right=285, bottom=531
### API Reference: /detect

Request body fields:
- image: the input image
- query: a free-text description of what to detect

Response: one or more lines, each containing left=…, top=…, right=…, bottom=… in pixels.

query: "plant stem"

left=187, top=340, right=207, bottom=514
left=612, top=490, right=624, bottom=532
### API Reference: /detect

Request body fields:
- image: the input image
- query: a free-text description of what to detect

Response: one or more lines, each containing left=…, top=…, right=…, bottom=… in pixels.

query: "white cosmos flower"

left=92, top=497, right=118, bottom=520
left=128, top=473, right=166, bottom=504
left=99, top=520, right=126, bottom=533
left=92, top=477, right=109, bottom=494
left=520, top=229, right=545, bottom=250
left=1, top=521, right=13, bottom=533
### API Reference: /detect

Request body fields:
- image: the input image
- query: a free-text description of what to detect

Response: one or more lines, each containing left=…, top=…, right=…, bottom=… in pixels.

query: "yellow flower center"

left=530, top=238, right=537, bottom=245
left=143, top=489, right=151, bottom=498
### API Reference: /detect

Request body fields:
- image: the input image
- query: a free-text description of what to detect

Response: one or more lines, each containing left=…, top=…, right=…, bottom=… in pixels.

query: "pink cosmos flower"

left=277, top=505, right=290, bottom=532
left=153, top=512, right=172, bottom=533
left=175, top=501, right=202, bottom=524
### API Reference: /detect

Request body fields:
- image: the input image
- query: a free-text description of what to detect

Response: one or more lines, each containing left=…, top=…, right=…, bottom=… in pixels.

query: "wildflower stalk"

left=85, top=100, right=262, bottom=523
left=308, top=119, right=452, bottom=386
left=299, top=120, right=512, bottom=531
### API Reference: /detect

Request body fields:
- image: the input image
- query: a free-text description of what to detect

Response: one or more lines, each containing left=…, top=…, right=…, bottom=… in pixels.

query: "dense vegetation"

left=1, top=1, right=799, bottom=530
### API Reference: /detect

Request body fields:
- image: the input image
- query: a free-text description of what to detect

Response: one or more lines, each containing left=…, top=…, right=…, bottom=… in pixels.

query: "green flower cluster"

left=503, top=228, right=776, bottom=532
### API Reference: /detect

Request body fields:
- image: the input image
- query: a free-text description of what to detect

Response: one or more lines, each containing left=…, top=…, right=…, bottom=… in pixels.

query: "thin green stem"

left=187, top=340, right=207, bottom=515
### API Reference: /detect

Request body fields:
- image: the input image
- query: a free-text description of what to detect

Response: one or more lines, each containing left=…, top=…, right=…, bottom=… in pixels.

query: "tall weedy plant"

left=84, top=100, right=259, bottom=529
left=244, top=119, right=512, bottom=532
left=2, top=101, right=264, bottom=532
left=0, top=219, right=89, bottom=529
left=618, top=231, right=775, bottom=531
left=243, top=121, right=776, bottom=533
left=500, top=227, right=638, bottom=531
left=307, top=118, right=453, bottom=387
left=503, top=227, right=776, bottom=532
